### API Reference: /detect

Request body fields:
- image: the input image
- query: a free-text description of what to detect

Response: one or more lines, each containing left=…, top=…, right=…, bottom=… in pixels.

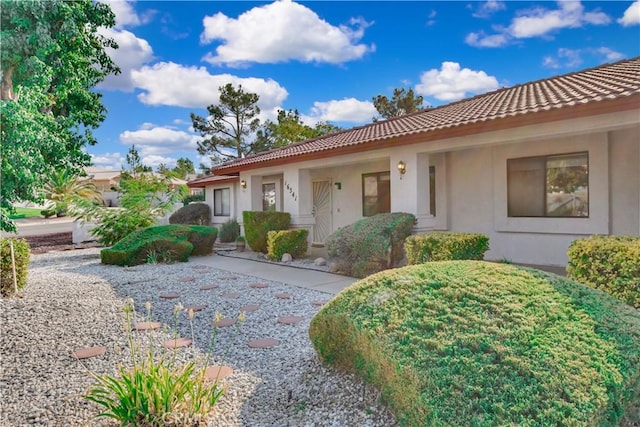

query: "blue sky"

left=91, top=0, right=640, bottom=171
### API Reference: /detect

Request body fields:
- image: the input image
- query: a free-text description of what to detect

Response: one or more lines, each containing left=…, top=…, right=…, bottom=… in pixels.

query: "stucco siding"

left=609, top=126, right=640, bottom=235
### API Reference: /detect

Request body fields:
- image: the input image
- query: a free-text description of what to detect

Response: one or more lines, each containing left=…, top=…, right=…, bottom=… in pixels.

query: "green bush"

left=100, top=225, right=217, bottom=266
left=567, top=235, right=640, bottom=308
left=309, top=261, right=640, bottom=426
left=326, top=212, right=416, bottom=278
left=267, top=229, right=309, bottom=260
left=182, top=193, right=205, bottom=206
left=169, top=203, right=211, bottom=225
left=218, top=218, right=240, bottom=243
left=0, top=238, right=30, bottom=297
left=405, top=232, right=489, bottom=264
left=41, top=209, right=56, bottom=218
left=70, top=174, right=181, bottom=246
left=242, top=211, right=290, bottom=253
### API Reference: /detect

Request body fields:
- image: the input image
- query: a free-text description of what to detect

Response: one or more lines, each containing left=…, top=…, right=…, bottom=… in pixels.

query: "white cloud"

left=466, top=1, right=611, bottom=48
left=98, top=28, right=154, bottom=91
left=543, top=48, right=583, bottom=69
left=594, top=47, right=624, bottom=62
left=543, top=47, right=625, bottom=69
left=131, top=62, right=289, bottom=109
left=90, top=152, right=126, bottom=170
left=426, top=10, right=437, bottom=26
left=308, top=98, right=377, bottom=123
left=416, top=62, right=499, bottom=102
left=103, top=0, right=140, bottom=28
left=509, top=1, right=610, bottom=38
left=618, top=0, right=640, bottom=26
left=119, top=126, right=199, bottom=155
left=472, top=1, right=506, bottom=19
left=465, top=31, right=509, bottom=47
left=200, top=0, right=374, bottom=66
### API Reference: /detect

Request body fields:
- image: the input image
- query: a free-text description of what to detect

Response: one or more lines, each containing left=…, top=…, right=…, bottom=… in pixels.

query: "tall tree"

left=191, top=83, right=262, bottom=164
left=172, top=157, right=195, bottom=179
left=122, top=145, right=152, bottom=177
left=257, top=109, right=342, bottom=149
left=0, top=0, right=120, bottom=232
left=372, top=87, right=425, bottom=121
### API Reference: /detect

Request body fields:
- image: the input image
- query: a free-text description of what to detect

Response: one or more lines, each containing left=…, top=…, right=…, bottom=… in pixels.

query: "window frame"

left=362, top=171, right=391, bottom=217
left=507, top=151, right=589, bottom=218
left=492, top=133, right=608, bottom=235
left=213, top=187, right=230, bottom=217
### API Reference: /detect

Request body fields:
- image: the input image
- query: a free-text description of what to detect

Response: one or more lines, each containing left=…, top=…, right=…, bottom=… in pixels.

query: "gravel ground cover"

left=0, top=248, right=396, bottom=426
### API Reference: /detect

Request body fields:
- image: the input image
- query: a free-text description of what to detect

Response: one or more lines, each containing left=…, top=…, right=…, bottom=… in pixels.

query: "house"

left=190, top=58, right=640, bottom=267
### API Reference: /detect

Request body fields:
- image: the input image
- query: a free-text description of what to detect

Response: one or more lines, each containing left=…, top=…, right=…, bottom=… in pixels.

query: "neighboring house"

left=195, top=58, right=640, bottom=267
left=84, top=167, right=122, bottom=206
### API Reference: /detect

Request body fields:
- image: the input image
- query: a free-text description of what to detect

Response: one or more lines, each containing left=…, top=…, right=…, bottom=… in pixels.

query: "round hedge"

left=309, top=261, right=640, bottom=426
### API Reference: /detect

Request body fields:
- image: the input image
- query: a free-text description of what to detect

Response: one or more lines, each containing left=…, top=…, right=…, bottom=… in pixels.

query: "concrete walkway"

left=188, top=254, right=357, bottom=295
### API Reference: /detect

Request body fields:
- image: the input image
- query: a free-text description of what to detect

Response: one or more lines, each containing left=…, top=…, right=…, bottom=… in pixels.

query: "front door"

left=312, top=180, right=332, bottom=244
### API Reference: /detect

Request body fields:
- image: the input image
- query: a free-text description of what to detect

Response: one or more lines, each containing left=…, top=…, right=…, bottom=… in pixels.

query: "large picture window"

left=507, top=152, right=588, bottom=217
left=362, top=172, right=390, bottom=216
left=213, top=188, right=230, bottom=216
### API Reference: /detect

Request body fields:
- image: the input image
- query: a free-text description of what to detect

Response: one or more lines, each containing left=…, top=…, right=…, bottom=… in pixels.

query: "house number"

left=284, top=180, right=297, bottom=201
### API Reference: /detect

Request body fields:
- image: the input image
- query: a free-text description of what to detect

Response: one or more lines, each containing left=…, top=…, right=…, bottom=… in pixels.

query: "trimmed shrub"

left=41, top=209, right=56, bottom=218
left=309, top=261, right=640, bottom=426
left=242, top=211, right=290, bottom=253
left=218, top=218, right=240, bottom=243
left=100, top=225, right=217, bottom=266
left=182, top=193, right=205, bottom=206
left=169, top=203, right=211, bottom=225
left=0, top=238, right=30, bottom=297
left=567, top=235, right=640, bottom=308
left=267, top=229, right=309, bottom=260
left=326, top=212, right=416, bottom=278
left=405, top=232, right=489, bottom=264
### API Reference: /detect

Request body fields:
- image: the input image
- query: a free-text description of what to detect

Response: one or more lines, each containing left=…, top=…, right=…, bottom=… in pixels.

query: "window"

left=262, top=183, right=276, bottom=212
left=429, top=165, right=436, bottom=216
left=507, top=152, right=588, bottom=218
left=362, top=172, right=390, bottom=216
left=214, top=188, right=230, bottom=216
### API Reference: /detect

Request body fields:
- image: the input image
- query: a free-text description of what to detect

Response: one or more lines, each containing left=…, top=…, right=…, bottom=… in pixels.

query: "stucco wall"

left=609, top=126, right=640, bottom=235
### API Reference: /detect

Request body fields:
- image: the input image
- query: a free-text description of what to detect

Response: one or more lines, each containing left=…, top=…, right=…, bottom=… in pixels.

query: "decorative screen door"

left=312, top=180, right=332, bottom=244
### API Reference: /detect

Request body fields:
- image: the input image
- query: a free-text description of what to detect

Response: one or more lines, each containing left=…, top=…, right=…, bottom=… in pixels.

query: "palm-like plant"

left=44, top=169, right=103, bottom=216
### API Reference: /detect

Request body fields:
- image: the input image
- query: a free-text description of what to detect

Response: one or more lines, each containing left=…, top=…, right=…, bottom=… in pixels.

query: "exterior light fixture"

left=240, top=179, right=247, bottom=189
left=397, top=161, right=406, bottom=179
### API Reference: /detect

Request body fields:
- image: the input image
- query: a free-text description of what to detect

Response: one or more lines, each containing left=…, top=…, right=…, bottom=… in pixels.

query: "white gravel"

left=0, top=248, right=396, bottom=426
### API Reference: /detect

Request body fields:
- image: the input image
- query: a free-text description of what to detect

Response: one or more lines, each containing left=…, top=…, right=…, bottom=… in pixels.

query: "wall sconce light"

left=334, top=182, right=342, bottom=190
left=397, top=161, right=406, bottom=179
left=240, top=179, right=247, bottom=190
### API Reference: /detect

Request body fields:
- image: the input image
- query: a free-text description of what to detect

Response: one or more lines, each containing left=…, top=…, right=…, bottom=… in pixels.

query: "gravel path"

left=0, top=248, right=396, bottom=426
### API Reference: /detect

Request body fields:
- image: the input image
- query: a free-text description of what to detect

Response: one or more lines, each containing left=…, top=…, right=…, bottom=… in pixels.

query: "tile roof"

left=213, top=57, right=640, bottom=174
left=187, top=174, right=238, bottom=187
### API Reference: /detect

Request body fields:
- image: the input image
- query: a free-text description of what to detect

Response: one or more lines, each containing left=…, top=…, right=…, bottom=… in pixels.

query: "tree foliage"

left=71, top=174, right=180, bottom=246
left=0, top=0, right=119, bottom=232
left=44, top=169, right=103, bottom=216
left=372, top=87, right=425, bottom=121
left=257, top=109, right=342, bottom=148
left=191, top=83, right=262, bottom=163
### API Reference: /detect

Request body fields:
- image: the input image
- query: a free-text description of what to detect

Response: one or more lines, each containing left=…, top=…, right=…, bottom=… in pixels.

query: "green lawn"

left=3, top=207, right=43, bottom=219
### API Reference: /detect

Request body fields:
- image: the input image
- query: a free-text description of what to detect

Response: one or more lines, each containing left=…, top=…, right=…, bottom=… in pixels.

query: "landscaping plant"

left=267, top=229, right=308, bottom=260
left=218, top=218, right=241, bottom=243
left=100, top=225, right=217, bottom=266
left=567, top=235, right=640, bottom=307
left=0, top=238, right=30, bottom=297
left=71, top=174, right=180, bottom=246
left=242, top=211, right=290, bottom=253
left=326, top=212, right=416, bottom=278
left=310, top=261, right=640, bottom=426
left=404, top=232, right=489, bottom=264
left=169, top=203, right=211, bottom=226
left=84, top=299, right=243, bottom=426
